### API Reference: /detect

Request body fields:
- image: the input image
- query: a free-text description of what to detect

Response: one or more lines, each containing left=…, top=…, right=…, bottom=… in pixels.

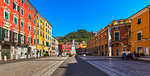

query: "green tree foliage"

left=58, top=29, right=94, bottom=43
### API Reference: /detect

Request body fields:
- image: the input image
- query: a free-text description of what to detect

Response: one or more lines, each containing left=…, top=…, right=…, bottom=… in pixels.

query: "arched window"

left=123, top=20, right=126, bottom=23
left=118, top=21, right=121, bottom=24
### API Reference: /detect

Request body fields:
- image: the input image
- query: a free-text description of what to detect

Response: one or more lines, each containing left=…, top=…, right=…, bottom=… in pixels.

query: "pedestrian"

left=122, top=53, right=127, bottom=60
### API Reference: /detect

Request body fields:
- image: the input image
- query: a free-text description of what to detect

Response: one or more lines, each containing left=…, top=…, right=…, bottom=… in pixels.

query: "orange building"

left=129, top=5, right=150, bottom=55
left=87, top=19, right=131, bottom=56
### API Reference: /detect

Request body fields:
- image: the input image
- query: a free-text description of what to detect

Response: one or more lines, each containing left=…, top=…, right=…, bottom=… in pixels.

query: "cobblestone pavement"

left=80, top=56, right=150, bottom=76
left=0, top=57, right=68, bottom=76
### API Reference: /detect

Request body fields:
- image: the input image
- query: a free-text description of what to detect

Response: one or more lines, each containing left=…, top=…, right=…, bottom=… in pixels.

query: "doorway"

left=144, top=47, right=149, bottom=55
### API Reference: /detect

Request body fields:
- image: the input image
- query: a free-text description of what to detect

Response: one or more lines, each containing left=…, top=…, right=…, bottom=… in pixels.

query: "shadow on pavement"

left=51, top=56, right=108, bottom=76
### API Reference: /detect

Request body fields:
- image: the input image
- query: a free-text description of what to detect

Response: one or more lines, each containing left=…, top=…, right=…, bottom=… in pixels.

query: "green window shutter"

left=21, top=21, right=24, bottom=27
left=2, top=28, right=5, bottom=40
left=24, top=36, right=26, bottom=44
left=5, top=11, right=9, bottom=20
left=13, top=2, right=16, bottom=10
left=0, top=27, right=1, bottom=40
left=5, top=0, right=9, bottom=4
left=34, top=39, right=36, bottom=44
left=9, top=31, right=11, bottom=42
left=21, top=0, right=23, bottom=4
left=21, top=9, right=23, bottom=15
left=37, top=39, right=38, bottom=44
left=18, top=34, right=20, bottom=43
left=14, top=17, right=17, bottom=25
left=13, top=32, right=15, bottom=42
left=17, top=6, right=19, bottom=12
left=29, top=7, right=30, bottom=11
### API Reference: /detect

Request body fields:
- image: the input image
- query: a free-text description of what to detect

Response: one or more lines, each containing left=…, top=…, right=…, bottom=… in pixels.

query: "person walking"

left=122, top=53, right=127, bottom=60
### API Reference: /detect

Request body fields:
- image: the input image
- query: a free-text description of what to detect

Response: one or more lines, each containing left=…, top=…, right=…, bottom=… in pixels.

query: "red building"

left=0, top=0, right=37, bottom=60
left=59, top=42, right=80, bottom=55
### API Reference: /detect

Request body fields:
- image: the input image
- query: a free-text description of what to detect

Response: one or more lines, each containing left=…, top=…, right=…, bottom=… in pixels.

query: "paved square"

left=0, top=57, right=68, bottom=76
left=80, top=56, right=150, bottom=76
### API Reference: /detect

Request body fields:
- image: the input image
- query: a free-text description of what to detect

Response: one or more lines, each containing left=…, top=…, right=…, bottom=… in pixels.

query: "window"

left=28, top=13, right=31, bottom=21
left=137, top=18, right=141, bottom=24
left=137, top=32, right=142, bottom=41
left=21, top=35, right=24, bottom=43
left=21, top=8, right=24, bottom=16
left=29, top=7, right=30, bottom=11
left=37, top=38, right=39, bottom=44
left=128, top=25, right=131, bottom=28
left=21, top=20, right=24, bottom=28
left=5, top=30, right=8, bottom=38
left=101, top=36, right=103, bottom=41
left=34, top=19, right=36, bottom=24
left=123, top=20, right=126, bottom=23
left=37, top=29, right=39, bottom=35
left=40, top=31, right=42, bottom=36
left=118, top=21, right=121, bottom=24
left=46, top=28, right=47, bottom=32
left=4, top=10, right=9, bottom=20
left=28, top=24, right=31, bottom=31
left=37, top=16, right=39, bottom=20
left=28, top=37, right=31, bottom=44
left=14, top=16, right=18, bottom=25
left=40, top=25, right=42, bottom=29
left=129, top=30, right=131, bottom=37
left=114, top=27, right=119, bottom=30
left=37, top=22, right=39, bottom=27
left=105, top=34, right=107, bottom=40
left=40, top=19, right=42, bottom=23
left=4, top=0, right=9, bottom=5
left=13, top=2, right=19, bottom=12
left=34, top=39, right=36, bottom=44
left=34, top=27, right=36, bottom=33
left=115, top=32, right=119, bottom=41
left=14, top=33, right=17, bottom=40
left=21, top=0, right=23, bottom=4
left=34, top=12, right=36, bottom=16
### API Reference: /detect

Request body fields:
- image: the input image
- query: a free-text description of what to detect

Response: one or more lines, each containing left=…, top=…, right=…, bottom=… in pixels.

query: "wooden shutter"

left=2, top=28, right=5, bottom=40
left=13, top=32, right=15, bottom=42
left=24, top=36, right=26, bottom=44
left=9, top=31, right=12, bottom=42
left=18, top=34, right=20, bottom=43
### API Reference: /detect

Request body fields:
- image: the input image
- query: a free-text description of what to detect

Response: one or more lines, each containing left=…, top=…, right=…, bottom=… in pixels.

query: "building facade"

left=0, top=0, right=38, bottom=60
left=43, top=19, right=52, bottom=56
left=129, top=5, right=150, bottom=55
left=0, top=0, right=53, bottom=60
left=59, top=42, right=80, bottom=55
left=87, top=19, right=131, bottom=56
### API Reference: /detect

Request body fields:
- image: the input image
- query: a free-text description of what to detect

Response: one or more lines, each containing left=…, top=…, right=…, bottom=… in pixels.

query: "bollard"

left=4, top=56, right=7, bottom=61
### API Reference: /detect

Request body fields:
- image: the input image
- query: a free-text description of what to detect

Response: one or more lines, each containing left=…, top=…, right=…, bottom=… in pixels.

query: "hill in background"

left=58, top=29, right=95, bottom=43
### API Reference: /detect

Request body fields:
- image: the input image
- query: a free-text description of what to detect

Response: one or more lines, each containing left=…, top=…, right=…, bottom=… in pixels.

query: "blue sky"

left=29, top=0, right=150, bottom=37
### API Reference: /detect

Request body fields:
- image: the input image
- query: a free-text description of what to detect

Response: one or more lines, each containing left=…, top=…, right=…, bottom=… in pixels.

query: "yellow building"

left=36, top=13, right=45, bottom=57
left=43, top=19, right=52, bottom=54
left=129, top=5, right=150, bottom=55
left=80, top=41, right=87, bottom=48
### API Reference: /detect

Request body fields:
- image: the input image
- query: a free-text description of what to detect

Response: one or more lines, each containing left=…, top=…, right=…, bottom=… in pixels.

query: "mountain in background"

left=58, top=29, right=95, bottom=43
